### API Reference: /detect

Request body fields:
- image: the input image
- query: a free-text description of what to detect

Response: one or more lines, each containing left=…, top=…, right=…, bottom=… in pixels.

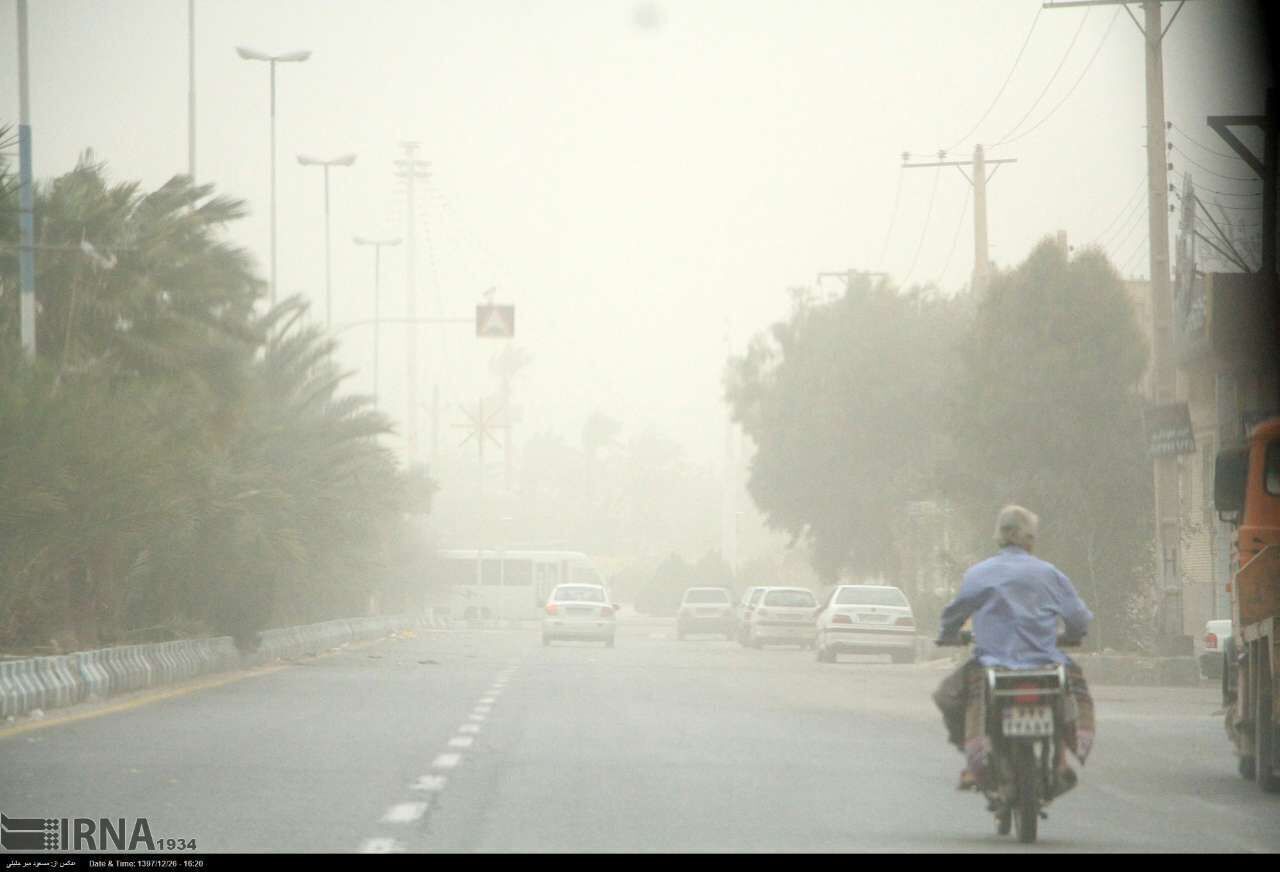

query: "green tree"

left=0, top=149, right=433, bottom=652
left=724, top=278, right=965, bottom=583
left=944, top=238, right=1153, bottom=650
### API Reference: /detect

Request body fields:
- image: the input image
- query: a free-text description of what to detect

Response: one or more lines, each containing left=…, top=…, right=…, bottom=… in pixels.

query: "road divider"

left=0, top=613, right=423, bottom=721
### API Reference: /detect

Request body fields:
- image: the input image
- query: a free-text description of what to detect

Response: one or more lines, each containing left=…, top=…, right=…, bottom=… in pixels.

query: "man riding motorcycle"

left=933, top=505, right=1096, bottom=791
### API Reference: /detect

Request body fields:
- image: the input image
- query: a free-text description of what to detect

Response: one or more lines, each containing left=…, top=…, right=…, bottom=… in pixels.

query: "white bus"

left=435, top=550, right=606, bottom=622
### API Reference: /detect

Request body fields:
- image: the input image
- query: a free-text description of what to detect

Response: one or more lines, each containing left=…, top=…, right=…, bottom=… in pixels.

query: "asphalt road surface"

left=2, top=620, right=1276, bottom=853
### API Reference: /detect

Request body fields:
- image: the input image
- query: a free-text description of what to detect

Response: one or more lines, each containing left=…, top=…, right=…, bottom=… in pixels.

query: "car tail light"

left=545, top=603, right=559, bottom=616
left=756, top=609, right=771, bottom=620
left=601, top=606, right=614, bottom=618
left=832, top=614, right=852, bottom=624
left=895, top=616, right=915, bottom=628
left=1013, top=681, right=1040, bottom=705
left=1205, top=632, right=1218, bottom=649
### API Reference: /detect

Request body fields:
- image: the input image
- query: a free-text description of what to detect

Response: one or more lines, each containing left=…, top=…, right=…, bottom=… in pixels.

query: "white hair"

left=995, top=505, right=1039, bottom=550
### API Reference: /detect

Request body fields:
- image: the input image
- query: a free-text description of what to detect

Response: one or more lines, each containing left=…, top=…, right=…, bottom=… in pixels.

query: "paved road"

left=1, top=621, right=1276, bottom=853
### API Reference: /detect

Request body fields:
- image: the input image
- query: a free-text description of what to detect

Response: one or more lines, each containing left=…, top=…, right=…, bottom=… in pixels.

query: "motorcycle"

left=936, top=630, right=1083, bottom=844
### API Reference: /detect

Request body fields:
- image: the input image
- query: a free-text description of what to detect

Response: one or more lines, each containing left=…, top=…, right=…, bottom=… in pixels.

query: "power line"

left=1171, top=145, right=1260, bottom=183
left=1100, top=198, right=1147, bottom=253
left=942, top=4, right=1043, bottom=154
left=900, top=164, right=943, bottom=287
left=991, top=7, right=1093, bottom=147
left=991, top=7, right=1121, bottom=148
left=1174, top=171, right=1262, bottom=199
left=1120, top=232, right=1148, bottom=276
left=1170, top=122, right=1248, bottom=163
left=876, top=165, right=906, bottom=272
left=933, top=185, right=972, bottom=287
left=1088, top=177, right=1146, bottom=246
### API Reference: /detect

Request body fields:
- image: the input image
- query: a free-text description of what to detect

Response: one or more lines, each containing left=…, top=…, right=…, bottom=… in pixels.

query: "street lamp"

left=235, top=45, right=311, bottom=308
left=299, top=153, right=356, bottom=327
left=352, top=235, right=401, bottom=404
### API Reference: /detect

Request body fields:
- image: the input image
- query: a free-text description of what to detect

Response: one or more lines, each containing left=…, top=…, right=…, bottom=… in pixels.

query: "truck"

left=1214, top=416, right=1280, bottom=791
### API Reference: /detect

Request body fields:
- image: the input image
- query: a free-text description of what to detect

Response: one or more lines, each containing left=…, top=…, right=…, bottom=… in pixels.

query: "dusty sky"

left=0, top=0, right=1269, bottom=472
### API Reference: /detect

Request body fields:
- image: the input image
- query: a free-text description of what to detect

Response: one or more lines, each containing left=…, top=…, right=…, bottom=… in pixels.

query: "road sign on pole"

left=476, top=304, right=515, bottom=339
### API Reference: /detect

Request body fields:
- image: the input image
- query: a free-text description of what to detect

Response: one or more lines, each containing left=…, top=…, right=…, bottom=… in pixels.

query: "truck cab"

left=1214, top=417, right=1280, bottom=791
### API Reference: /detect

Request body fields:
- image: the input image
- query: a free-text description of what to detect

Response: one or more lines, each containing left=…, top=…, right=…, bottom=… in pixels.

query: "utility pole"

left=188, top=0, right=196, bottom=184
left=1046, top=0, right=1192, bottom=641
left=901, top=145, right=1016, bottom=294
left=16, top=0, right=36, bottom=358
left=395, top=142, right=431, bottom=464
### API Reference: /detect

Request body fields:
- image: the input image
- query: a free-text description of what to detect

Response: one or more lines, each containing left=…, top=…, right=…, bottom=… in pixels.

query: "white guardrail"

left=0, top=614, right=422, bottom=721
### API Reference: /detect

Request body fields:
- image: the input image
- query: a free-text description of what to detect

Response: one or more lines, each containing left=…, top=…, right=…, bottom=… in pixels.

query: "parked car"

left=743, top=587, right=819, bottom=649
left=677, top=587, right=735, bottom=640
left=1199, top=618, right=1232, bottom=680
left=542, top=583, right=616, bottom=647
left=736, top=586, right=768, bottom=646
left=815, top=584, right=916, bottom=664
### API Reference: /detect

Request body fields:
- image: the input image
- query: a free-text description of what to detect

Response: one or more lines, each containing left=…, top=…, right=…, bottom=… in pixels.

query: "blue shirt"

left=939, top=546, right=1093, bottom=668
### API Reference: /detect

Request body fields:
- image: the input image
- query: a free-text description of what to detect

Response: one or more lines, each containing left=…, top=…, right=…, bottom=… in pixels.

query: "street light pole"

left=353, top=235, right=402, bottom=404
left=236, top=46, right=311, bottom=308
left=299, top=153, right=356, bottom=327
left=16, top=0, right=36, bottom=358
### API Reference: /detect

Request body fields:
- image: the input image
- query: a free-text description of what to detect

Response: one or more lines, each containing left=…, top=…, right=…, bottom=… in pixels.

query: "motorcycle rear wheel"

left=1013, top=743, right=1039, bottom=844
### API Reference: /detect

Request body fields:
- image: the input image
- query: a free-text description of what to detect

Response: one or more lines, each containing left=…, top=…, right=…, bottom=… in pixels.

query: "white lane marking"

left=448, top=735, right=475, bottom=748
left=359, top=838, right=403, bottom=853
left=411, top=775, right=448, bottom=792
left=432, top=753, right=462, bottom=769
left=474, top=705, right=492, bottom=714
left=381, top=803, right=428, bottom=824
left=458, top=723, right=481, bottom=734
left=468, top=713, right=486, bottom=722
left=479, top=696, right=497, bottom=704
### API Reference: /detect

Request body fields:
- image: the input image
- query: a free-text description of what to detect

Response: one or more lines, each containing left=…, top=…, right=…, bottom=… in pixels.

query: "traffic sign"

left=476, top=304, right=515, bottom=339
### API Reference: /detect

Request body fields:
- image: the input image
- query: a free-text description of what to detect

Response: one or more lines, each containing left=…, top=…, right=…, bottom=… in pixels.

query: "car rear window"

left=553, top=586, right=605, bottom=603
left=764, top=590, right=816, bottom=607
left=684, top=589, right=730, bottom=604
left=836, top=587, right=908, bottom=607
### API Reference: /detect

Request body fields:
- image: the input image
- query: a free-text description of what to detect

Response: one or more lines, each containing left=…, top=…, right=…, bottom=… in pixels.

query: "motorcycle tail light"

left=1013, top=681, right=1040, bottom=704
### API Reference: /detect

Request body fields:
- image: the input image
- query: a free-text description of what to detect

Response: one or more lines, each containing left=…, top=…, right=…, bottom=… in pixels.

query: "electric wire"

left=1170, top=122, right=1248, bottom=163
left=933, top=184, right=971, bottom=288
left=942, top=4, right=1043, bottom=154
left=876, top=164, right=906, bottom=272
left=991, top=7, right=1093, bottom=147
left=1099, top=198, right=1147, bottom=253
left=1174, top=172, right=1261, bottom=199
left=1172, top=145, right=1260, bottom=183
left=991, top=7, right=1121, bottom=149
left=1120, top=232, right=1148, bottom=276
left=899, top=164, right=943, bottom=288
left=1088, top=177, right=1146, bottom=246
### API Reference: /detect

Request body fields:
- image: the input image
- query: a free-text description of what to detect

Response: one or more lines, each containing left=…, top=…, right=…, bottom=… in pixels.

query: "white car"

left=1199, top=618, right=1233, bottom=680
left=676, top=587, right=735, bottom=639
left=542, top=584, right=616, bottom=647
left=815, top=585, right=916, bottom=663
left=744, top=587, right=819, bottom=649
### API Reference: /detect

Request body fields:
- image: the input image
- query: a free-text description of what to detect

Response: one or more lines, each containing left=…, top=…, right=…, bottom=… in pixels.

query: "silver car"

left=815, top=585, right=916, bottom=663
left=744, top=587, right=819, bottom=649
left=542, top=583, right=616, bottom=647
left=677, top=587, right=736, bottom=640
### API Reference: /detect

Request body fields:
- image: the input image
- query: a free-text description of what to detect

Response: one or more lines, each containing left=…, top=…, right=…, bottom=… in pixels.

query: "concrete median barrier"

left=0, top=614, right=417, bottom=720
